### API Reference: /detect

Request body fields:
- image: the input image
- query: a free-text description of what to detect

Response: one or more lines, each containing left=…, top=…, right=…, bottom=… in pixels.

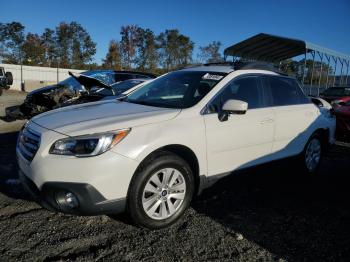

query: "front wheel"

left=301, top=134, right=323, bottom=174
left=127, top=152, right=194, bottom=229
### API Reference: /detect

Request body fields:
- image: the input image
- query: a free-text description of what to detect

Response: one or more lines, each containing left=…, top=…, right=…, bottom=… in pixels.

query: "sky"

left=2, top=0, right=350, bottom=64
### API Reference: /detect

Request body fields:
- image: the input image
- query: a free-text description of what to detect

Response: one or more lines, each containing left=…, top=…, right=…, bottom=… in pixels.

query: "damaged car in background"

left=1, top=70, right=155, bottom=121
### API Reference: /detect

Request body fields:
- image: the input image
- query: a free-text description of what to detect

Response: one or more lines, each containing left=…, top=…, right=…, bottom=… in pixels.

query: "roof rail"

left=233, top=61, right=287, bottom=75
left=203, top=61, right=235, bottom=67
left=204, top=61, right=286, bottom=75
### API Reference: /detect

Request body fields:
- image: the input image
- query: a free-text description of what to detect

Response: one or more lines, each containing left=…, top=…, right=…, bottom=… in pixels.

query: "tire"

left=5, top=72, right=13, bottom=86
left=127, top=151, right=194, bottom=229
left=300, top=133, right=323, bottom=174
left=0, top=87, right=2, bottom=96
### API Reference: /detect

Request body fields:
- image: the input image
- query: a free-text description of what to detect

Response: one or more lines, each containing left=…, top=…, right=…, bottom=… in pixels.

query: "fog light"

left=64, top=192, right=79, bottom=208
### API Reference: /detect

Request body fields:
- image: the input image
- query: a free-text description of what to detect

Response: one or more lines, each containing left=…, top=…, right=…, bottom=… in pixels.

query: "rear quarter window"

left=268, top=76, right=310, bottom=106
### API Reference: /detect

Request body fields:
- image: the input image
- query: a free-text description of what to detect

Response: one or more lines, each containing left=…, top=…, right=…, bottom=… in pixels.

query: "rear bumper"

left=19, top=170, right=126, bottom=215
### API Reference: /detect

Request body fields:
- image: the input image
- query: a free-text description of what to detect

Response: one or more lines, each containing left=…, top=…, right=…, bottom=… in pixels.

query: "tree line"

left=0, top=21, right=223, bottom=74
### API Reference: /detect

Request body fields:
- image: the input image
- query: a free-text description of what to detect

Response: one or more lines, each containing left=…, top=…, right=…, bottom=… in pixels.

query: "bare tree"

left=198, top=41, right=223, bottom=63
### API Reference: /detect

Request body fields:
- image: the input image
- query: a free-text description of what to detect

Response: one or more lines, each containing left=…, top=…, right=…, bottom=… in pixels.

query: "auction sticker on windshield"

left=202, top=73, right=224, bottom=81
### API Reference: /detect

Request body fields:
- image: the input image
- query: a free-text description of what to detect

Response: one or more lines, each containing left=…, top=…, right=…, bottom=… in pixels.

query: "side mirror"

left=218, top=99, right=248, bottom=121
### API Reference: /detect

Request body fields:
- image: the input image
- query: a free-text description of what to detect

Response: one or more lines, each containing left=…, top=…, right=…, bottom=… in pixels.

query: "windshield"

left=59, top=76, right=80, bottom=89
left=90, top=79, right=145, bottom=97
left=58, top=71, right=117, bottom=92
left=126, top=71, right=226, bottom=108
left=323, top=87, right=350, bottom=96
left=112, top=79, right=145, bottom=94
left=82, top=71, right=116, bottom=85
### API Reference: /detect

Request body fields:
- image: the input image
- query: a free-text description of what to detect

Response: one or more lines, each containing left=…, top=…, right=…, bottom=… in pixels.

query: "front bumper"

left=19, top=169, right=126, bottom=215
left=17, top=121, right=140, bottom=215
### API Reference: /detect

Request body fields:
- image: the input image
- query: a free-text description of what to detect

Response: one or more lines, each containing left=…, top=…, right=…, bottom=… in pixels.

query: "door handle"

left=260, top=118, right=274, bottom=124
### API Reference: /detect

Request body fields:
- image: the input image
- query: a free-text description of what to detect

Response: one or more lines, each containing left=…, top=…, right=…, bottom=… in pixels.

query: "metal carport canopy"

left=224, top=33, right=350, bottom=62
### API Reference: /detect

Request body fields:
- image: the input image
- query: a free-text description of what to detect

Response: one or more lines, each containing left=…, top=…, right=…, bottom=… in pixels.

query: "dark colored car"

left=1, top=70, right=155, bottom=121
left=0, top=66, right=13, bottom=96
left=320, top=86, right=350, bottom=103
left=61, top=78, right=150, bottom=106
left=333, top=97, right=350, bottom=142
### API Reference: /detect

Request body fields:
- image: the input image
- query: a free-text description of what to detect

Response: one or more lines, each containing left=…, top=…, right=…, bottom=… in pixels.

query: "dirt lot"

left=0, top=91, right=349, bottom=261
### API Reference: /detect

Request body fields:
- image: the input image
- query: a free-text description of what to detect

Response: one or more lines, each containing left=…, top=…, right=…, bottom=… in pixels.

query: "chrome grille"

left=17, top=126, right=41, bottom=162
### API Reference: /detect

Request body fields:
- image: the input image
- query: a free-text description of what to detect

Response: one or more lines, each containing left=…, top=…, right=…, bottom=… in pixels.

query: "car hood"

left=31, top=100, right=180, bottom=136
left=28, top=84, right=59, bottom=95
left=28, top=73, right=111, bottom=96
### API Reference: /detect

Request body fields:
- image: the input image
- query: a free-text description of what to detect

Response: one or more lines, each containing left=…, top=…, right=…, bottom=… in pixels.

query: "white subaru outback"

left=18, top=63, right=336, bottom=229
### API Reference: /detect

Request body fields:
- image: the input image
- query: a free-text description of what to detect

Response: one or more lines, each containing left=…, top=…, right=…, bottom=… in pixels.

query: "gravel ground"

left=0, top=91, right=349, bottom=261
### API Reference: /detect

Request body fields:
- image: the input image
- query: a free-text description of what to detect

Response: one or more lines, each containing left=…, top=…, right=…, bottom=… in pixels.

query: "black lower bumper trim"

left=19, top=170, right=126, bottom=215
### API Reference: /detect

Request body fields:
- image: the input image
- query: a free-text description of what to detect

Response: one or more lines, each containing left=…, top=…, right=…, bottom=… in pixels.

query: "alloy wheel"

left=305, top=138, right=322, bottom=171
left=142, top=168, right=186, bottom=220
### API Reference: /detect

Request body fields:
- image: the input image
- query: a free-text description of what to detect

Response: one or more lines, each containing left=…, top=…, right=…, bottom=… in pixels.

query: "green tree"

left=135, top=28, right=158, bottom=71
left=198, top=41, right=223, bottom=63
left=21, top=33, right=46, bottom=65
left=70, top=22, right=96, bottom=68
left=102, top=40, right=122, bottom=70
left=0, top=22, right=25, bottom=63
left=120, top=25, right=139, bottom=69
left=41, top=28, right=58, bottom=67
left=157, top=29, right=194, bottom=70
left=279, top=59, right=334, bottom=86
left=55, top=22, right=71, bottom=67
left=302, top=59, right=334, bottom=86
left=55, top=22, right=96, bottom=68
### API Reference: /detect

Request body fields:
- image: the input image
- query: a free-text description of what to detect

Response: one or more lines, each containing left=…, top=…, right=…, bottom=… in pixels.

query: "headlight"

left=49, top=129, right=130, bottom=157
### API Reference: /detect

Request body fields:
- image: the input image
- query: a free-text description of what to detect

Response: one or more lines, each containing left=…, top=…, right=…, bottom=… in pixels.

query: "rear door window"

left=268, top=76, right=310, bottom=106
